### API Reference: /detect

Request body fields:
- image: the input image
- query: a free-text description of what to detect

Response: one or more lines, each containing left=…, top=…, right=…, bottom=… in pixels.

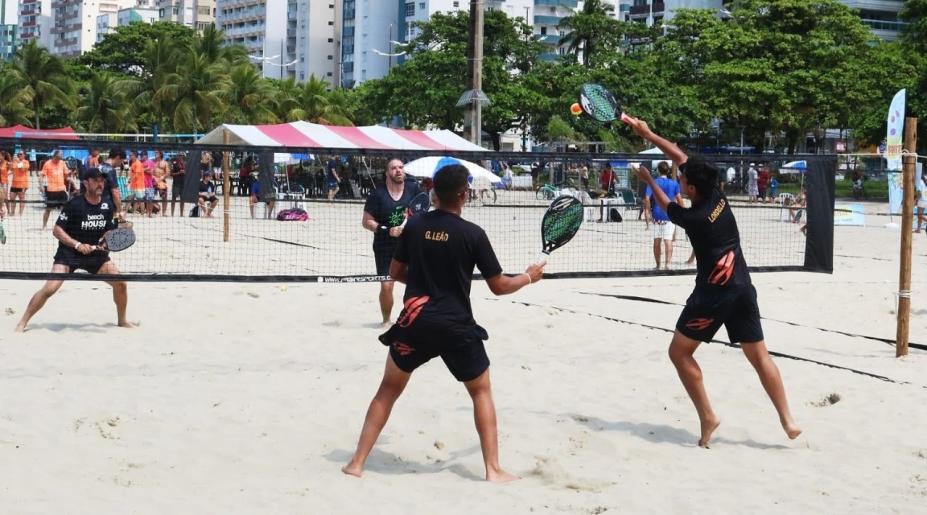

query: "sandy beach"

left=0, top=200, right=925, bottom=513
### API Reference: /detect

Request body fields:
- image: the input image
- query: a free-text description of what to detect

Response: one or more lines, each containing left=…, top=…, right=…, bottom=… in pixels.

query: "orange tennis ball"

left=570, top=102, right=582, bottom=116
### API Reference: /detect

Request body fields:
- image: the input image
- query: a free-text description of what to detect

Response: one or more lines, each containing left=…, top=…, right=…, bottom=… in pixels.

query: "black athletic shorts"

left=53, top=248, right=111, bottom=275
left=676, top=284, right=764, bottom=343
left=9, top=187, right=25, bottom=193
left=373, top=242, right=398, bottom=276
left=46, top=191, right=68, bottom=207
left=379, top=314, right=490, bottom=382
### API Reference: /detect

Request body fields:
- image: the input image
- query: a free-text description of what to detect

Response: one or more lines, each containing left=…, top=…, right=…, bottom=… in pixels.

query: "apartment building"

left=97, top=3, right=158, bottom=42
left=157, top=0, right=214, bottom=32
left=49, top=0, right=136, bottom=57
left=285, top=0, right=339, bottom=83
left=18, top=0, right=53, bottom=48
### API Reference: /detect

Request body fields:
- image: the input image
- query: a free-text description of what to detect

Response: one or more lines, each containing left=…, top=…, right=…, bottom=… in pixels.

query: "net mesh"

left=0, top=143, right=831, bottom=281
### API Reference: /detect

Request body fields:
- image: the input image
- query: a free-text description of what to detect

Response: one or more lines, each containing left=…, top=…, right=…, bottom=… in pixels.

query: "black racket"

left=401, top=191, right=431, bottom=228
left=97, top=226, right=136, bottom=252
left=536, top=195, right=584, bottom=263
left=580, top=83, right=630, bottom=125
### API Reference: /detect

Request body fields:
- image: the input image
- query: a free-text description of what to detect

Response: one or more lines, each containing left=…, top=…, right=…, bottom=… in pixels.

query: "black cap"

left=84, top=167, right=105, bottom=179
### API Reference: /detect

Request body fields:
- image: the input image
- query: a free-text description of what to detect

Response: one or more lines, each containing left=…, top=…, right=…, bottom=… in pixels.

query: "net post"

left=896, top=117, right=917, bottom=357
left=223, top=131, right=231, bottom=243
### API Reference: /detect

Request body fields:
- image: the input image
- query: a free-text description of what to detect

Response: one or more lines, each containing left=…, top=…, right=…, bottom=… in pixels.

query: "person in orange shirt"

left=0, top=151, right=9, bottom=219
left=9, top=151, right=30, bottom=216
left=128, top=151, right=149, bottom=216
left=41, top=150, right=70, bottom=229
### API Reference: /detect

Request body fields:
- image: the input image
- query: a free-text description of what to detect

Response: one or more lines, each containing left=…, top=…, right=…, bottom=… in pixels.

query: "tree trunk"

left=490, top=131, right=501, bottom=151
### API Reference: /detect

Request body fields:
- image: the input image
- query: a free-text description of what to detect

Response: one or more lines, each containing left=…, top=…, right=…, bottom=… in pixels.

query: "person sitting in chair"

left=249, top=174, right=276, bottom=219
left=197, top=172, right=218, bottom=217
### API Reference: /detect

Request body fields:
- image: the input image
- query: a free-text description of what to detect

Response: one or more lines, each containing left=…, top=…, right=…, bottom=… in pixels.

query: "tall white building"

left=49, top=0, right=136, bottom=57
left=18, top=0, right=53, bottom=48
left=157, top=0, right=215, bottom=32
left=285, top=0, right=339, bottom=83
left=216, top=0, right=286, bottom=78
left=97, top=4, right=158, bottom=42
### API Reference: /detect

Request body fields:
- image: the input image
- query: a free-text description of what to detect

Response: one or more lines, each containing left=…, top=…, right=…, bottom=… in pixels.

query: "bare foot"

left=783, top=421, right=802, bottom=440
left=341, top=463, right=363, bottom=478
left=14, top=323, right=26, bottom=333
left=486, top=467, right=519, bottom=483
left=698, top=416, right=721, bottom=447
left=117, top=320, right=137, bottom=328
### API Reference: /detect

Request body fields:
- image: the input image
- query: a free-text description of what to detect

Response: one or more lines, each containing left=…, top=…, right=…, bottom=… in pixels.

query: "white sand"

left=0, top=201, right=925, bottom=513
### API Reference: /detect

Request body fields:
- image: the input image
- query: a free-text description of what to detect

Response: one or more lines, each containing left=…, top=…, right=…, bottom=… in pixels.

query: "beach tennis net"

left=0, top=143, right=835, bottom=282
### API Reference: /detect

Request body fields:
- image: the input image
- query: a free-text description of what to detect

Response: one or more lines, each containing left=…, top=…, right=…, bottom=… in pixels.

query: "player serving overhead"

left=624, top=114, right=801, bottom=447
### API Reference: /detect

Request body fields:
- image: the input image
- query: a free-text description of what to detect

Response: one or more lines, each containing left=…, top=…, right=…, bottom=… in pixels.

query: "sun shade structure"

left=196, top=121, right=485, bottom=152
left=0, top=125, right=78, bottom=140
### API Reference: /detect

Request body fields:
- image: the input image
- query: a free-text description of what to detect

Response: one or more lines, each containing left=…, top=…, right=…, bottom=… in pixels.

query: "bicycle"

left=535, top=183, right=558, bottom=200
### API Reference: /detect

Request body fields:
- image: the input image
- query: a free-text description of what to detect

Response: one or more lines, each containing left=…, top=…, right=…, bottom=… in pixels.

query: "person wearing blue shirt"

left=643, top=162, right=684, bottom=269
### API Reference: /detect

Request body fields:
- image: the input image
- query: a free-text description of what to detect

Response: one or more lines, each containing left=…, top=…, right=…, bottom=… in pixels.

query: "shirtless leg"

left=15, top=264, right=69, bottom=332
left=668, top=330, right=720, bottom=447
left=741, top=340, right=801, bottom=439
left=98, top=261, right=134, bottom=328
left=342, top=355, right=411, bottom=477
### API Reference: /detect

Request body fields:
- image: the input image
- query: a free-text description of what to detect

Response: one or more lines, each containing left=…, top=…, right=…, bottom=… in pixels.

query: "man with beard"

left=362, top=159, right=422, bottom=326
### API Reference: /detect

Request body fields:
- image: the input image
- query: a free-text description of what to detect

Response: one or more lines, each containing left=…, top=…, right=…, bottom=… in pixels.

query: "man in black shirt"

left=627, top=115, right=801, bottom=447
left=343, top=164, right=545, bottom=482
left=197, top=172, right=218, bottom=217
left=15, top=168, right=133, bottom=332
left=361, top=159, right=421, bottom=326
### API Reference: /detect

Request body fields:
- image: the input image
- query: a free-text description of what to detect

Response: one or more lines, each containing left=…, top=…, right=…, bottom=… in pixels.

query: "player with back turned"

left=343, top=164, right=545, bottom=482
left=625, top=115, right=801, bottom=447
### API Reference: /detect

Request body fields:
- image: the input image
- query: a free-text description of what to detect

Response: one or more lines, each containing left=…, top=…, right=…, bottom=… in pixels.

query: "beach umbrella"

left=403, top=156, right=502, bottom=184
left=781, top=160, right=807, bottom=173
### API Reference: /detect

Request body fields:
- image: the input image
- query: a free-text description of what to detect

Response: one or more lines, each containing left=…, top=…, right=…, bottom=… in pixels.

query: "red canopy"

left=0, top=125, right=78, bottom=140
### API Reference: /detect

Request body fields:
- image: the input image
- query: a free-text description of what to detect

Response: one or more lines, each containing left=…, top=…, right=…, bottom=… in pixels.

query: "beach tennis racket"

left=97, top=223, right=135, bottom=252
left=0, top=220, right=5, bottom=245
left=400, top=191, right=431, bottom=228
left=580, top=84, right=631, bottom=125
left=536, top=195, right=584, bottom=264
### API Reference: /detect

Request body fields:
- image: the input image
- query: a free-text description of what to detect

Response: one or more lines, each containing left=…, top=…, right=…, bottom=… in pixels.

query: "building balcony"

left=534, top=0, right=578, bottom=7
left=629, top=3, right=664, bottom=15
left=534, top=15, right=562, bottom=26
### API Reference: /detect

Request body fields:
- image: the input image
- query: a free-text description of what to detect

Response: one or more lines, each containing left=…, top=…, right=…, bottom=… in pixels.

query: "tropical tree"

left=284, top=75, right=353, bottom=125
left=74, top=72, right=136, bottom=133
left=155, top=49, right=231, bottom=132
left=78, top=22, right=197, bottom=75
left=557, top=0, right=618, bottom=67
left=224, top=64, right=279, bottom=124
left=197, top=24, right=249, bottom=67
left=10, top=40, right=74, bottom=129
left=0, top=65, right=34, bottom=127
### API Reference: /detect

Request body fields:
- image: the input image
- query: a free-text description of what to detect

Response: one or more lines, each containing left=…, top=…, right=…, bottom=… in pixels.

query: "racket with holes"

left=580, top=83, right=630, bottom=125
left=536, top=195, right=584, bottom=264
left=97, top=224, right=135, bottom=252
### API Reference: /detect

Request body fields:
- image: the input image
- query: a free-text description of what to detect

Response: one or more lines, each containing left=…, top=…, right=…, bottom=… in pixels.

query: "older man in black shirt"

left=15, top=168, right=133, bottom=332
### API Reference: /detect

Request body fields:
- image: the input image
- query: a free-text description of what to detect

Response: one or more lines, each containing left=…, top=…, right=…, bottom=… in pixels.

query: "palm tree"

left=272, top=77, right=304, bottom=122
left=197, top=23, right=249, bottom=66
left=10, top=40, right=74, bottom=129
left=286, top=75, right=354, bottom=125
left=74, top=72, right=137, bottom=133
left=155, top=48, right=231, bottom=132
left=0, top=67, right=34, bottom=126
left=224, top=64, right=278, bottom=124
left=137, top=37, right=178, bottom=131
left=558, top=0, right=615, bottom=67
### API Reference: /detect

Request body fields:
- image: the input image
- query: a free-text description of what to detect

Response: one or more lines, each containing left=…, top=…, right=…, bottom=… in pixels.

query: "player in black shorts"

left=361, top=158, right=421, bottom=326
left=343, top=164, right=546, bottom=482
left=627, top=115, right=801, bottom=447
left=15, top=168, right=134, bottom=332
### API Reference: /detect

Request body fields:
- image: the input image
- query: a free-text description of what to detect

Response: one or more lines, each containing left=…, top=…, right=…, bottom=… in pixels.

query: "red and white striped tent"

left=196, top=121, right=484, bottom=152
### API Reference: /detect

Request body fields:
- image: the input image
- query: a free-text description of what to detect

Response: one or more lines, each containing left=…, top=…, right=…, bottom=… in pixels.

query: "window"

left=453, top=1, right=458, bottom=6
left=327, top=55, right=333, bottom=60
left=327, top=38, right=333, bottom=42
left=419, top=2, right=424, bottom=9
left=404, top=3, right=414, bottom=17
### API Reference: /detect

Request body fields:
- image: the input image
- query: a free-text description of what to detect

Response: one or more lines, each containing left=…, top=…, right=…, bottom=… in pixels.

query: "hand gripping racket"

left=97, top=221, right=135, bottom=252
left=536, top=195, right=584, bottom=264
left=580, top=83, right=631, bottom=125
left=400, top=191, right=431, bottom=228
